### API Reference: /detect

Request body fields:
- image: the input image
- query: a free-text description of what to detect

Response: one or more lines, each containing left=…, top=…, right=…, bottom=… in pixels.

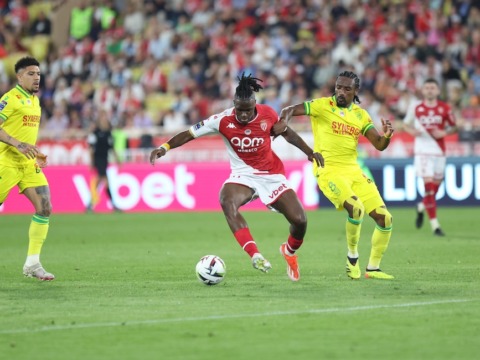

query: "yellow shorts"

left=0, top=162, right=48, bottom=203
left=315, top=164, right=384, bottom=214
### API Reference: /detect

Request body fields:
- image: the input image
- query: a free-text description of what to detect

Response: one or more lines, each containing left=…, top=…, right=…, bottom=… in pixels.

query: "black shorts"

left=93, top=158, right=108, bottom=177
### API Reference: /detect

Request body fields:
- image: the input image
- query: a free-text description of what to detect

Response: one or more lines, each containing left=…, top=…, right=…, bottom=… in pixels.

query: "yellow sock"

left=346, top=217, right=362, bottom=255
left=27, top=215, right=49, bottom=256
left=368, top=225, right=392, bottom=269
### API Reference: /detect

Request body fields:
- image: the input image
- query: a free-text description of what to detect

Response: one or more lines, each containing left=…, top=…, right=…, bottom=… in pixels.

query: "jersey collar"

left=332, top=95, right=353, bottom=111
left=15, top=84, right=33, bottom=98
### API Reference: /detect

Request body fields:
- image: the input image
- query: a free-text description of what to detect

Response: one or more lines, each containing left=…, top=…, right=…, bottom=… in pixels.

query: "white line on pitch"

left=0, top=299, right=473, bottom=335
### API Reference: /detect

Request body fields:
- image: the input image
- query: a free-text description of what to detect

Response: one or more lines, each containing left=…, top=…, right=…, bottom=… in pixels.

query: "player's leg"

left=343, top=196, right=365, bottom=279
left=19, top=164, right=54, bottom=280
left=415, top=155, right=434, bottom=229
left=270, top=190, right=306, bottom=281
left=429, top=156, right=447, bottom=236
left=219, top=182, right=271, bottom=272
left=318, top=169, right=361, bottom=279
left=354, top=173, right=394, bottom=279
left=22, top=185, right=54, bottom=281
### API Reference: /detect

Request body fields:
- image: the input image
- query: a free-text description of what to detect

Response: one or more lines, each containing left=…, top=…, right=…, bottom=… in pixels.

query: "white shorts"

left=224, top=173, right=291, bottom=206
left=414, top=155, right=446, bottom=180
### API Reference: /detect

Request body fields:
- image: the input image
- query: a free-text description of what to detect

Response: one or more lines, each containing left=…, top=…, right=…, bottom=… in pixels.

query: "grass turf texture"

left=1, top=207, right=478, bottom=360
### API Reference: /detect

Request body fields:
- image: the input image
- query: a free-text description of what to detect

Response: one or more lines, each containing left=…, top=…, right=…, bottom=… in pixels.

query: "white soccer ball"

left=195, top=255, right=226, bottom=285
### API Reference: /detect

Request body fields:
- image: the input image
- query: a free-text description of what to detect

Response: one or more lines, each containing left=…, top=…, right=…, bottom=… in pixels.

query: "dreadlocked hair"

left=235, top=73, right=263, bottom=100
left=336, top=70, right=361, bottom=104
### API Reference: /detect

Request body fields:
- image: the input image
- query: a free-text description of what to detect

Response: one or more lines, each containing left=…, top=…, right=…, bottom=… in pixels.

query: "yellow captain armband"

left=159, top=143, right=171, bottom=152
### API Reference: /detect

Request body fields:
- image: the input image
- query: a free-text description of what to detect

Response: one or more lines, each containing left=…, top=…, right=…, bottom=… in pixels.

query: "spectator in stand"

left=43, top=104, right=69, bottom=140
left=70, top=0, right=94, bottom=41
left=29, top=10, right=51, bottom=36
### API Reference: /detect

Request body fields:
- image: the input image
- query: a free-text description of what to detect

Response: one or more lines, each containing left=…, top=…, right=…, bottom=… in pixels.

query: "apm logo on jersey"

left=230, top=136, right=265, bottom=152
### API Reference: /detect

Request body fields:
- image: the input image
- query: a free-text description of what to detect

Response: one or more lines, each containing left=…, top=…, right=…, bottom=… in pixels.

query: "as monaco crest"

left=260, top=121, right=267, bottom=131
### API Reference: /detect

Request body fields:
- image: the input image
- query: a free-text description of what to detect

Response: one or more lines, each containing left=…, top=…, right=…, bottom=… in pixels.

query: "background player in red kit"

left=150, top=73, right=323, bottom=281
left=403, top=78, right=457, bottom=236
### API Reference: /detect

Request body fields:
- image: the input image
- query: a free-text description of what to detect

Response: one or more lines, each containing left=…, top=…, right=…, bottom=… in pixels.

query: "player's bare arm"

left=364, top=118, right=394, bottom=151
left=431, top=125, right=458, bottom=139
left=149, top=130, right=195, bottom=165
left=281, top=127, right=324, bottom=167
left=272, top=103, right=306, bottom=136
left=0, top=126, right=39, bottom=159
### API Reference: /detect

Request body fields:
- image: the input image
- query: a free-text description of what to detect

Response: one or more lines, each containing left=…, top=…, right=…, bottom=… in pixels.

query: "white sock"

left=347, top=251, right=358, bottom=259
left=417, top=202, right=425, bottom=212
left=24, top=254, right=40, bottom=267
left=430, top=218, right=440, bottom=231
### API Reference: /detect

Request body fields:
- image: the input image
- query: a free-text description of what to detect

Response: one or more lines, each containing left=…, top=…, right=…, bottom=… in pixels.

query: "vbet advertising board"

left=1, top=158, right=478, bottom=214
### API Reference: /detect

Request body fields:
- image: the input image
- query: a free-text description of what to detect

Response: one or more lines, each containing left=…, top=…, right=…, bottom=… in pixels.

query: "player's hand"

left=431, top=128, right=447, bottom=139
left=150, top=148, right=167, bottom=165
left=17, top=142, right=39, bottom=159
left=381, top=118, right=394, bottom=138
left=272, top=119, right=288, bottom=139
left=36, top=153, right=48, bottom=168
left=308, top=152, right=324, bottom=167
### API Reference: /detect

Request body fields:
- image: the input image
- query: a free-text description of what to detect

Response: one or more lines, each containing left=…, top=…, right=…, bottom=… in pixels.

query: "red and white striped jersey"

left=403, top=100, right=456, bottom=156
left=189, top=104, right=284, bottom=175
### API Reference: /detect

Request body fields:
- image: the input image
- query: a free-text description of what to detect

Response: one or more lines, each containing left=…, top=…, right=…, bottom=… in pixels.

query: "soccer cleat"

left=365, top=269, right=394, bottom=280
left=433, top=228, right=445, bottom=237
left=415, top=210, right=424, bottom=229
left=279, top=243, right=300, bottom=281
left=252, top=253, right=272, bottom=273
left=23, top=263, right=55, bottom=281
left=346, top=257, right=361, bottom=280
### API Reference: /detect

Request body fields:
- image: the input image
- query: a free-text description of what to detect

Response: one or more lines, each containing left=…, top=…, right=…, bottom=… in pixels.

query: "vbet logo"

left=73, top=165, right=196, bottom=211
left=70, top=163, right=319, bottom=211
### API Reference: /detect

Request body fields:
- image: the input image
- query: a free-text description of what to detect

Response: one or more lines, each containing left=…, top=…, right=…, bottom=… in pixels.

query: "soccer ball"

left=195, top=255, right=226, bottom=285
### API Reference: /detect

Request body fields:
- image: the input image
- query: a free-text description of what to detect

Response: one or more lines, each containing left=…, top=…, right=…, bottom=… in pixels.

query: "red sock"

left=286, top=235, right=303, bottom=254
left=234, top=228, right=258, bottom=257
left=432, top=182, right=440, bottom=194
left=423, top=182, right=437, bottom=219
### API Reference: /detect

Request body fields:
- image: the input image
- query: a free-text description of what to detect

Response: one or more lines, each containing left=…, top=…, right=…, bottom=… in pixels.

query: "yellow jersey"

left=0, top=85, right=41, bottom=167
left=304, top=96, right=374, bottom=167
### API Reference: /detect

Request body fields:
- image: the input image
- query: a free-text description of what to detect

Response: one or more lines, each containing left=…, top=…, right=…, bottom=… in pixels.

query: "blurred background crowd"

left=0, top=0, right=479, bottom=147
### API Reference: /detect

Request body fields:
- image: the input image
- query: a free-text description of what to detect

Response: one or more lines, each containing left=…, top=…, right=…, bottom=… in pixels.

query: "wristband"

left=159, top=143, right=170, bottom=152
left=384, top=134, right=392, bottom=139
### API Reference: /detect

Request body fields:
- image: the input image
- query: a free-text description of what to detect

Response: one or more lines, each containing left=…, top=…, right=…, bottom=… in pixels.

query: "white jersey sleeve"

left=188, top=109, right=232, bottom=138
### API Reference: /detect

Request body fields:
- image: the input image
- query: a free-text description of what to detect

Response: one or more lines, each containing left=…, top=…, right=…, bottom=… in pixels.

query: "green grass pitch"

left=1, top=207, right=479, bottom=360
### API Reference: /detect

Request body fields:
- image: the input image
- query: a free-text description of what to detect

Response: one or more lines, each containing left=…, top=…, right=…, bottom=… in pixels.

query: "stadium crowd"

left=0, top=0, right=479, bottom=144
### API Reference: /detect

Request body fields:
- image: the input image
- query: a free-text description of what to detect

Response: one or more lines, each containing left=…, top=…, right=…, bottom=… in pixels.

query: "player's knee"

left=345, top=197, right=365, bottom=221
left=376, top=207, right=392, bottom=228
left=291, top=211, right=307, bottom=230
left=37, top=204, right=52, bottom=217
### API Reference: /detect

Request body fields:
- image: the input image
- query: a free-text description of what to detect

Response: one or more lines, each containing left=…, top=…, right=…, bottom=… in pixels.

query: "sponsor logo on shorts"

left=269, top=183, right=288, bottom=199
left=328, top=181, right=341, bottom=196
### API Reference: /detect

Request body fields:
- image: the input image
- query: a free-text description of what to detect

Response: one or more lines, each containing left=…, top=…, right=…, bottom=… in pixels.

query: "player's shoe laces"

left=252, top=253, right=272, bottom=273
left=433, top=228, right=445, bottom=237
left=415, top=210, right=424, bottom=229
left=365, top=269, right=394, bottom=280
left=23, top=263, right=55, bottom=281
left=346, top=257, right=361, bottom=280
left=279, top=243, right=300, bottom=281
